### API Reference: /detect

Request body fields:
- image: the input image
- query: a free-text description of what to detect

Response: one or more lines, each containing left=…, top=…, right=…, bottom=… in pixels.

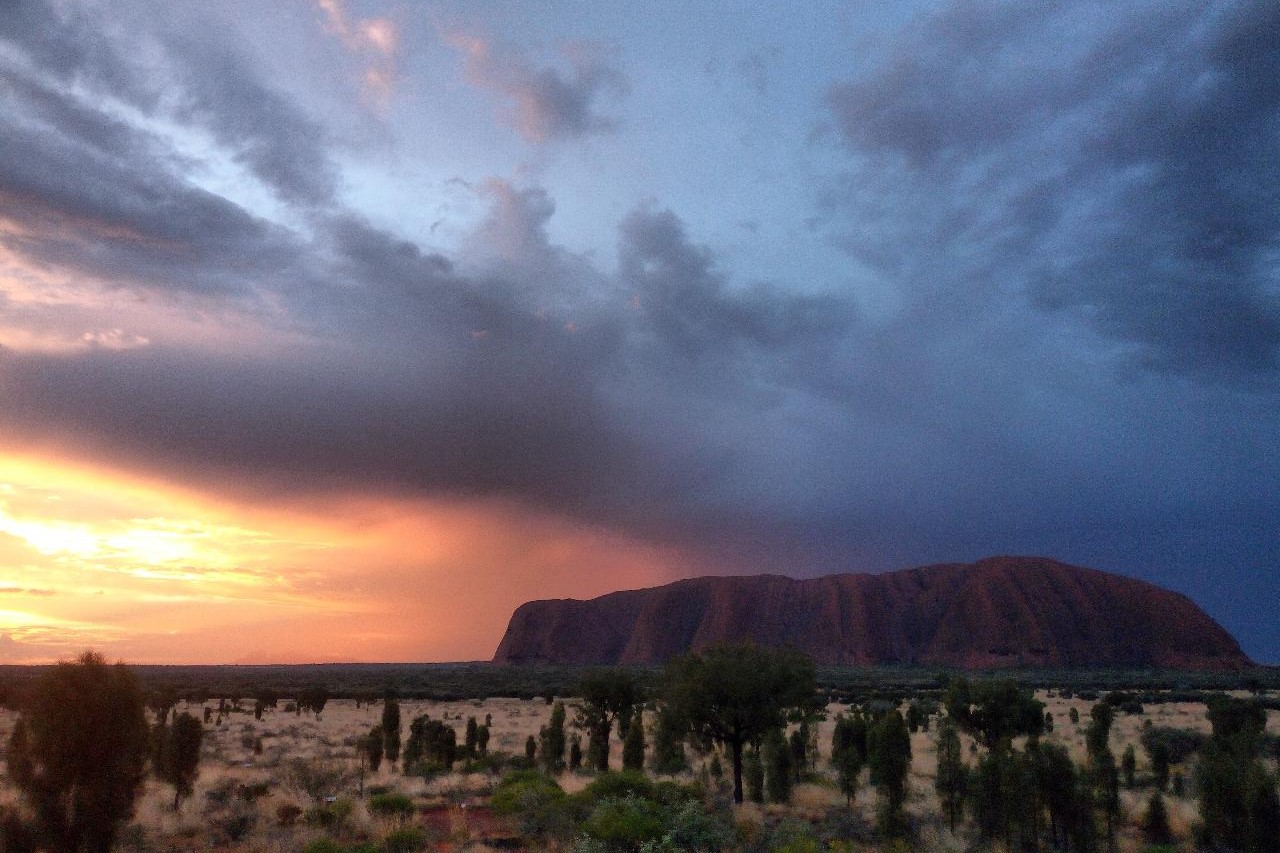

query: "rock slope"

left=492, top=556, right=1249, bottom=669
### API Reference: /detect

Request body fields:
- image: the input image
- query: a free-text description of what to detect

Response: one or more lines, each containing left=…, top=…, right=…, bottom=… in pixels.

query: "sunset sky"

left=1, top=0, right=1277, bottom=664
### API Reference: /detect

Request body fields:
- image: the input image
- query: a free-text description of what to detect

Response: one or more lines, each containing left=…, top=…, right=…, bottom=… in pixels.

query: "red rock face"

left=491, top=556, right=1250, bottom=669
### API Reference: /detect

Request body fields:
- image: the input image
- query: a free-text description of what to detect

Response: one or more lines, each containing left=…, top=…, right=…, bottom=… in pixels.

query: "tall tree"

left=1196, top=695, right=1277, bottom=853
left=744, top=747, right=765, bottom=803
left=154, top=712, right=203, bottom=811
left=365, top=724, right=385, bottom=772
left=649, top=702, right=687, bottom=774
left=763, top=727, right=793, bottom=803
left=660, top=643, right=823, bottom=803
left=935, top=717, right=967, bottom=833
left=574, top=669, right=645, bottom=772
left=540, top=702, right=567, bottom=773
left=832, top=712, right=867, bottom=806
left=465, top=716, right=479, bottom=759
left=6, top=651, right=151, bottom=853
left=622, top=712, right=646, bottom=772
left=382, top=689, right=402, bottom=768
left=867, top=710, right=912, bottom=838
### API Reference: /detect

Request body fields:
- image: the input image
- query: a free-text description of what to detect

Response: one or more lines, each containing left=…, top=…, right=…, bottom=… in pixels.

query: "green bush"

left=306, top=797, right=355, bottom=829
left=368, top=792, right=415, bottom=822
left=384, top=826, right=429, bottom=853
left=582, top=795, right=667, bottom=851
left=491, top=769, right=578, bottom=839
left=582, top=772, right=657, bottom=803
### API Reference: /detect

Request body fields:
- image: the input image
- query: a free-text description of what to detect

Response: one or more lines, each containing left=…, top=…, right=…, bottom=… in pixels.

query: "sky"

left=0, top=0, right=1277, bottom=665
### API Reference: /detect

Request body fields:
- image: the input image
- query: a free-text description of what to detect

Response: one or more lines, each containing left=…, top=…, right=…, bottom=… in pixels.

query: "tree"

left=540, top=702, right=567, bottom=773
left=1092, top=745, right=1120, bottom=845
left=832, top=712, right=867, bottom=806
left=382, top=690, right=402, bottom=768
left=622, top=713, right=645, bottom=772
left=465, top=716, right=479, bottom=758
left=1197, top=696, right=1276, bottom=853
left=788, top=727, right=807, bottom=780
left=935, top=717, right=967, bottom=833
left=569, top=735, right=583, bottom=771
left=944, top=678, right=1044, bottom=750
left=867, top=710, right=912, bottom=838
left=403, top=715, right=456, bottom=771
left=649, top=702, right=687, bottom=774
left=763, top=727, right=793, bottom=803
left=476, top=723, right=490, bottom=756
left=6, top=652, right=150, bottom=853
left=297, top=685, right=329, bottom=717
left=660, top=643, right=822, bottom=803
left=575, top=669, right=645, bottom=772
left=154, top=712, right=203, bottom=811
left=905, top=701, right=925, bottom=734
left=365, top=724, right=385, bottom=772
left=1141, top=791, right=1173, bottom=846
left=1085, top=702, right=1114, bottom=760
left=744, top=748, right=765, bottom=803
left=1121, top=744, right=1136, bottom=789
left=525, top=734, right=537, bottom=763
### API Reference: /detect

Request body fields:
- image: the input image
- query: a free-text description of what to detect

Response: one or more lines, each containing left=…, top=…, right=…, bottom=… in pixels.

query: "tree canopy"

left=574, top=668, right=645, bottom=772
left=944, top=678, right=1044, bottom=750
left=660, top=643, right=823, bottom=803
left=6, top=651, right=151, bottom=853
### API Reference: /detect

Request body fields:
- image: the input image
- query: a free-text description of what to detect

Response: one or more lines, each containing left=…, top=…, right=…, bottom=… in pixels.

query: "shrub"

left=583, top=771, right=657, bottom=803
left=306, top=797, right=355, bottom=829
left=208, top=802, right=257, bottom=843
left=276, top=802, right=303, bottom=826
left=369, top=792, right=415, bottom=823
left=582, top=795, right=667, bottom=851
left=384, top=826, right=429, bottom=853
left=491, top=770, right=577, bottom=840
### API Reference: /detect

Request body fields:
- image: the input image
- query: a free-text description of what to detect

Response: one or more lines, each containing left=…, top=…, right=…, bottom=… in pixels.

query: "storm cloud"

left=0, top=0, right=1277, bottom=659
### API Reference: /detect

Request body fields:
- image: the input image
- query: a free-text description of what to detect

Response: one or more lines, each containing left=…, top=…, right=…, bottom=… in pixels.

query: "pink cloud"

left=446, top=31, right=627, bottom=143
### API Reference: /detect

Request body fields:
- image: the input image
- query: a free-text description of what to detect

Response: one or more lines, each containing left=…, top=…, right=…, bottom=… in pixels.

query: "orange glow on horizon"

left=0, top=449, right=681, bottom=665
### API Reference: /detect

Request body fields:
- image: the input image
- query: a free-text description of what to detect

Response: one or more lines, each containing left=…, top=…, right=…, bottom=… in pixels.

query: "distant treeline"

left=0, top=661, right=1277, bottom=708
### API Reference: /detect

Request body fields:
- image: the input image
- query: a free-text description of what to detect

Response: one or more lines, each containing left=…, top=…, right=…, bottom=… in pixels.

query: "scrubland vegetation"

left=0, top=650, right=1277, bottom=853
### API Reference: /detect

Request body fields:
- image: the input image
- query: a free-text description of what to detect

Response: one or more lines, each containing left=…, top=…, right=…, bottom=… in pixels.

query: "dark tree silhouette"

left=649, top=702, right=687, bottom=774
left=660, top=643, right=822, bottom=803
left=867, top=710, right=911, bottom=838
left=574, top=668, right=645, bottom=772
left=621, top=712, right=645, bottom=772
left=382, top=689, right=402, bottom=767
left=832, top=712, right=868, bottom=805
left=934, top=716, right=967, bottom=832
left=763, top=727, right=793, bottom=803
left=154, top=712, right=203, bottom=811
left=465, top=716, right=479, bottom=758
left=540, top=701, right=567, bottom=773
left=6, top=651, right=151, bottom=853
left=944, top=678, right=1044, bottom=749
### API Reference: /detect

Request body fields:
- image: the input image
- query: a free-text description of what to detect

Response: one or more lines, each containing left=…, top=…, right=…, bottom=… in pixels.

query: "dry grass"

left=0, top=690, right=1273, bottom=852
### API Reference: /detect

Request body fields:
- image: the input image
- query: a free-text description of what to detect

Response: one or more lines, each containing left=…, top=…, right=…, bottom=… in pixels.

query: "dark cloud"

left=165, top=32, right=338, bottom=206
left=825, top=0, right=1280, bottom=379
left=0, top=0, right=1277, bottom=660
left=450, top=33, right=628, bottom=142
left=0, top=0, right=337, bottom=209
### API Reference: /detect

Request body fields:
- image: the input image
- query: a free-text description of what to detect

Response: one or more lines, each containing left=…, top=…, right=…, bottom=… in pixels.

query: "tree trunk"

left=732, top=740, right=744, bottom=804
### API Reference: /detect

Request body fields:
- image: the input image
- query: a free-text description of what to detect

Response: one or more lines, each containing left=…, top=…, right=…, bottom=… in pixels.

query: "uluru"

left=492, top=556, right=1250, bottom=669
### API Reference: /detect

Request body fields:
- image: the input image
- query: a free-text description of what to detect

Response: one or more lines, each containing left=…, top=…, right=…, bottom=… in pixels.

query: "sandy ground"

left=0, top=690, right=1275, bottom=851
